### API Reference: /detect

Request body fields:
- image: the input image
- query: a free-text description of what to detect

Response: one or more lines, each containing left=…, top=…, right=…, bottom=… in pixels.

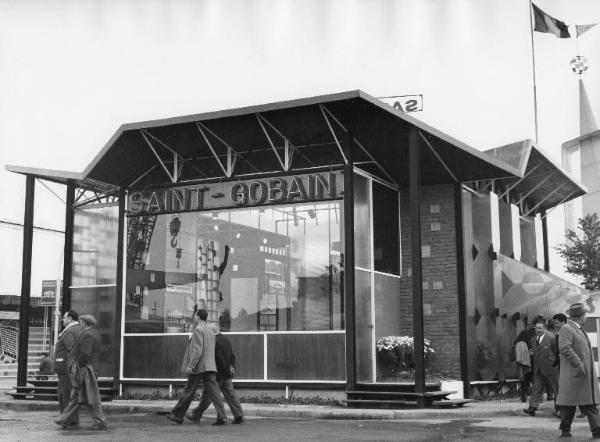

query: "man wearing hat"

left=53, top=310, right=82, bottom=429
left=55, top=314, right=106, bottom=431
left=556, top=303, right=600, bottom=438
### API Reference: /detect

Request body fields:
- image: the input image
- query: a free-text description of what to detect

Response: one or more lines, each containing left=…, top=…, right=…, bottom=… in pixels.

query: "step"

left=353, top=382, right=442, bottom=393
left=431, top=399, right=473, bottom=408
left=6, top=392, right=113, bottom=402
left=345, top=399, right=418, bottom=408
left=347, top=390, right=456, bottom=399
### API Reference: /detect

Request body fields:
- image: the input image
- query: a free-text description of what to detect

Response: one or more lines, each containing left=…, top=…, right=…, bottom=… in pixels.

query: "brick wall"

left=398, top=184, right=461, bottom=378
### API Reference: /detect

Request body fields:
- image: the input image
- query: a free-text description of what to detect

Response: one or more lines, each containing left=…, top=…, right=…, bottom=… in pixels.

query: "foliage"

left=118, top=390, right=344, bottom=406
left=557, top=213, right=600, bottom=290
left=376, top=336, right=434, bottom=370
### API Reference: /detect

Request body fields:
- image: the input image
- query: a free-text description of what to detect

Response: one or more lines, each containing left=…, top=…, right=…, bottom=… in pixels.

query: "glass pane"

left=72, top=206, right=119, bottom=286
left=353, top=174, right=371, bottom=269
left=372, top=182, right=400, bottom=275
left=125, top=202, right=343, bottom=333
left=355, top=269, right=372, bottom=382
left=70, top=286, right=117, bottom=377
left=267, top=333, right=345, bottom=380
left=374, top=274, right=402, bottom=381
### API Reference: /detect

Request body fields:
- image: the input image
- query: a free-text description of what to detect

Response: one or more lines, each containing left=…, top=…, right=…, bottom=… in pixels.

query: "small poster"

left=265, top=259, right=283, bottom=276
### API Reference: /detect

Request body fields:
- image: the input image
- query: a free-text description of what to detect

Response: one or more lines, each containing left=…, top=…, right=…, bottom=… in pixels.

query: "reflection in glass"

left=125, top=202, right=343, bottom=333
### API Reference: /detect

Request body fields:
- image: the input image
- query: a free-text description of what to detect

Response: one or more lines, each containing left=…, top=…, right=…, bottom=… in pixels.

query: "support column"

left=61, top=184, right=75, bottom=315
left=454, top=183, right=470, bottom=399
left=113, top=190, right=126, bottom=392
left=343, top=132, right=356, bottom=392
left=409, top=126, right=426, bottom=407
left=17, top=175, right=35, bottom=386
left=541, top=209, right=550, bottom=271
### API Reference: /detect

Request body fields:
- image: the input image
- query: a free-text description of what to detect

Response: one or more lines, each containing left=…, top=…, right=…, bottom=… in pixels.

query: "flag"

left=576, top=23, right=597, bottom=38
left=532, top=3, right=571, bottom=38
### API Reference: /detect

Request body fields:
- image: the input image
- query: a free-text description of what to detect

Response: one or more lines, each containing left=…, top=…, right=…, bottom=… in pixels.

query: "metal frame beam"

left=255, top=114, right=292, bottom=171
left=419, top=132, right=458, bottom=183
left=140, top=130, right=182, bottom=184
left=524, top=185, right=565, bottom=216
left=513, top=172, right=555, bottom=207
left=320, top=104, right=399, bottom=188
left=195, top=122, right=238, bottom=177
left=61, top=184, right=75, bottom=316
left=498, top=162, right=543, bottom=199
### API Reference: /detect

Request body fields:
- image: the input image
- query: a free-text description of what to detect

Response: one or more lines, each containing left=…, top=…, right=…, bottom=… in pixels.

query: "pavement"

left=0, top=388, right=556, bottom=421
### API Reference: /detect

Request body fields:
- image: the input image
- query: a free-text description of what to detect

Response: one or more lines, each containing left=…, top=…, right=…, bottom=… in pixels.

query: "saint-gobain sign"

left=377, top=94, right=423, bottom=113
left=127, top=171, right=343, bottom=216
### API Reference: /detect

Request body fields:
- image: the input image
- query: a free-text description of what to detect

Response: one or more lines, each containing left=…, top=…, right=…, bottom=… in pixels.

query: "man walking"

left=187, top=330, right=245, bottom=424
left=55, top=314, right=106, bottom=431
left=166, top=308, right=226, bottom=425
left=556, top=303, right=600, bottom=438
left=523, top=318, right=559, bottom=417
left=52, top=310, right=82, bottom=429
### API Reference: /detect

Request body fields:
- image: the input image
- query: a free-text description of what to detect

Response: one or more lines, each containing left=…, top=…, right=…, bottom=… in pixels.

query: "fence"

left=0, top=325, right=18, bottom=360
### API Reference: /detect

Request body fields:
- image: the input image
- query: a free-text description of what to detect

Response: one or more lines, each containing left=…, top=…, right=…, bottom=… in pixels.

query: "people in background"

left=523, top=318, right=559, bottom=418
left=187, top=329, right=245, bottom=424
left=515, top=316, right=544, bottom=403
left=37, top=352, right=53, bottom=380
left=166, top=308, right=226, bottom=425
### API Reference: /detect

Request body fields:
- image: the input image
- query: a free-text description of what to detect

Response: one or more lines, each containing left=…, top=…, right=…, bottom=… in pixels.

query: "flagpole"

left=528, top=0, right=539, bottom=144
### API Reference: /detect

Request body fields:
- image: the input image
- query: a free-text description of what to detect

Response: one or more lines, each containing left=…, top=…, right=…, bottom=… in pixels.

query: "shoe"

left=212, top=418, right=226, bottom=426
left=523, top=408, right=536, bottom=417
left=186, top=413, right=202, bottom=422
left=61, top=423, right=80, bottom=430
left=577, top=413, right=586, bottom=418
left=233, top=416, right=245, bottom=424
left=90, top=423, right=107, bottom=431
left=560, top=431, right=572, bottom=438
left=520, top=395, right=527, bottom=403
left=552, top=410, right=561, bottom=418
left=166, top=413, right=183, bottom=424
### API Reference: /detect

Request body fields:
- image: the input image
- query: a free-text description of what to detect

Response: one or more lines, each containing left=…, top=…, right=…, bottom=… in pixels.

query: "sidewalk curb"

left=0, top=399, right=527, bottom=420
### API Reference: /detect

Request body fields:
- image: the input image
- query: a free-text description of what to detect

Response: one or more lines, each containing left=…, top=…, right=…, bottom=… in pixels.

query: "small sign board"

left=377, top=94, right=423, bottom=113
left=0, top=311, right=19, bottom=320
left=41, top=280, right=61, bottom=307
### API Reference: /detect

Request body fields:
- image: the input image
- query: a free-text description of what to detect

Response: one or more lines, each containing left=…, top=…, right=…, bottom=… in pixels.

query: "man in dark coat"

left=55, top=314, right=106, bottom=431
left=523, top=318, right=559, bottom=417
left=187, top=330, right=245, bottom=424
left=52, top=310, right=82, bottom=429
left=515, top=315, right=544, bottom=402
left=556, top=303, right=600, bottom=438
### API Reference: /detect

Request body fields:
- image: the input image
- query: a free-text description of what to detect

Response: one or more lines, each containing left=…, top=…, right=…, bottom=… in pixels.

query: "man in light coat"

left=556, top=303, right=600, bottom=438
left=523, top=318, right=559, bottom=417
left=52, top=310, right=82, bottom=429
left=166, top=308, right=226, bottom=425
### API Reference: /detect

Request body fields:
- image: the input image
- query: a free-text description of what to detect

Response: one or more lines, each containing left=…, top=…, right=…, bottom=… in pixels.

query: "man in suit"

left=187, top=330, right=245, bottom=424
left=52, top=310, right=82, bottom=429
left=55, top=314, right=106, bottom=431
left=166, top=308, right=226, bottom=425
left=523, top=318, right=559, bottom=417
left=556, top=303, right=600, bottom=438
left=515, top=316, right=544, bottom=402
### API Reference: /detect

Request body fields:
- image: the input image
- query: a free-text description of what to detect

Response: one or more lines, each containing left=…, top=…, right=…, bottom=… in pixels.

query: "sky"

left=1, top=0, right=599, bottom=296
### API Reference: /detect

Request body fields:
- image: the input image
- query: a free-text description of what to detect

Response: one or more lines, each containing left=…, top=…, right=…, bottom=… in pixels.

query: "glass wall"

left=124, top=201, right=343, bottom=334
left=70, top=204, right=119, bottom=377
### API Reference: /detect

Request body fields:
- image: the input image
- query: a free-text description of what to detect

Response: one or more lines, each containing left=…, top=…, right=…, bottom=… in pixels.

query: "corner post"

left=17, top=175, right=35, bottom=386
left=454, top=183, right=470, bottom=399
left=113, top=190, right=126, bottom=394
left=61, top=184, right=75, bottom=315
left=343, top=131, right=356, bottom=392
left=541, top=209, right=550, bottom=271
left=409, top=126, right=426, bottom=407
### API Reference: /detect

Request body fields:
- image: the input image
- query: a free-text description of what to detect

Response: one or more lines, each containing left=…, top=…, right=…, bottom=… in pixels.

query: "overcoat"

left=181, top=322, right=217, bottom=374
left=530, top=332, right=558, bottom=376
left=53, top=323, right=83, bottom=375
left=556, top=321, right=600, bottom=406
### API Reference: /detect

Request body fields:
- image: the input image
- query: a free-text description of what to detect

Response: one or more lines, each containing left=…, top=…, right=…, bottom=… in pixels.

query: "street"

left=0, top=409, right=594, bottom=442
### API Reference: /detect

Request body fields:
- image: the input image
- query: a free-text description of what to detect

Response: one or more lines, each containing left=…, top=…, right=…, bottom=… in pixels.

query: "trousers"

left=559, top=404, right=600, bottom=436
left=191, top=377, right=244, bottom=419
left=57, top=372, right=105, bottom=426
left=529, top=370, right=558, bottom=410
left=57, top=374, right=78, bottom=424
left=171, top=371, right=226, bottom=420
